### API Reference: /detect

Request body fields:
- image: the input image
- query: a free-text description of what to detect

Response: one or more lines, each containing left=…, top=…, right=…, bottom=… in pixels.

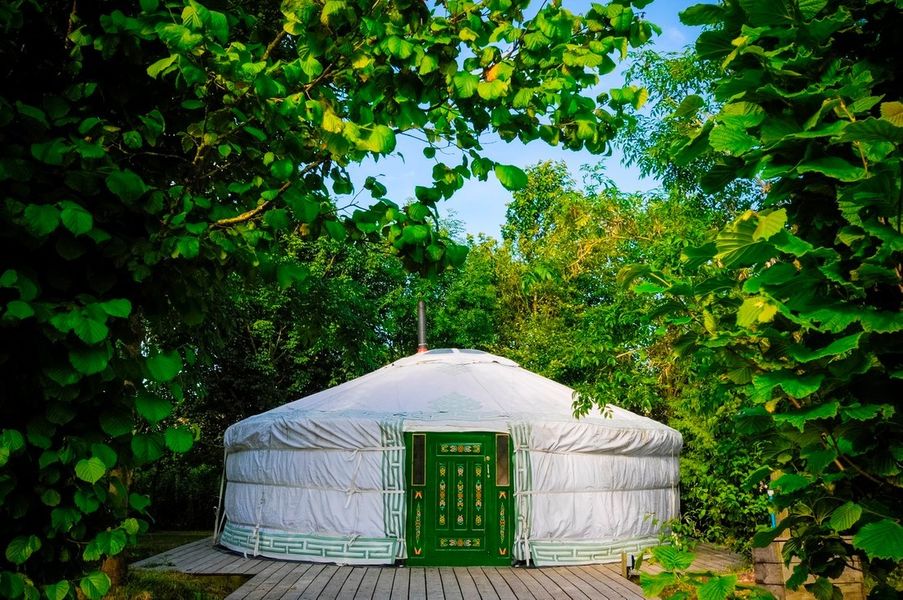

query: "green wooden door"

left=405, top=432, right=513, bottom=566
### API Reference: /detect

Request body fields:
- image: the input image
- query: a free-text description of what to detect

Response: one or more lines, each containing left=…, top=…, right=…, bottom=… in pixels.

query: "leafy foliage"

left=639, top=546, right=773, bottom=600
left=0, top=0, right=655, bottom=594
left=627, top=0, right=903, bottom=596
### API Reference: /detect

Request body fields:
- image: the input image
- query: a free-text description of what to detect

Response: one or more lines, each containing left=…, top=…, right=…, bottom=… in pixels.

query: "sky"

left=348, top=0, right=701, bottom=238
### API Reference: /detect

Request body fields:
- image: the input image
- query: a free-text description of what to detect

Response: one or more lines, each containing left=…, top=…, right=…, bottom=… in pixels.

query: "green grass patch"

left=130, top=530, right=211, bottom=562
left=110, top=570, right=249, bottom=600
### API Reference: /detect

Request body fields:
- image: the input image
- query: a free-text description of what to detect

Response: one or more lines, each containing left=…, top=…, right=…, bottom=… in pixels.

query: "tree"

left=0, top=0, right=655, bottom=596
left=628, top=0, right=903, bottom=596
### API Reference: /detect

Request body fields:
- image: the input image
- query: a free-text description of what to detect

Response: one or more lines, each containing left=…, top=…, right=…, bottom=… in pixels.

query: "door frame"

left=404, top=431, right=514, bottom=566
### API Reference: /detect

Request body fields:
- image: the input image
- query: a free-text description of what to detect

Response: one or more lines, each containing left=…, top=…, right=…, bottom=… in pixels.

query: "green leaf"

left=74, top=490, right=101, bottom=513
left=135, top=392, right=172, bottom=425
left=31, top=138, right=69, bottom=165
left=68, top=346, right=110, bottom=375
left=880, top=101, right=903, bottom=127
left=797, top=157, right=866, bottom=182
left=477, top=79, right=508, bottom=100
left=494, top=164, right=527, bottom=191
left=24, top=204, right=61, bottom=237
left=91, top=443, right=117, bottom=468
left=852, top=519, right=903, bottom=561
left=362, top=125, right=396, bottom=154
left=639, top=572, right=677, bottom=597
left=773, top=402, right=839, bottom=432
left=43, top=580, right=71, bottom=600
left=40, top=489, right=61, bottom=506
left=276, top=263, right=309, bottom=289
left=679, top=4, right=724, bottom=26
left=829, top=502, right=862, bottom=532
left=146, top=350, right=182, bottom=382
left=323, top=220, right=347, bottom=242
left=709, top=125, right=757, bottom=155
left=771, top=473, right=812, bottom=494
left=59, top=201, right=93, bottom=235
left=753, top=209, right=786, bottom=240
left=737, top=297, right=777, bottom=328
left=129, top=493, right=151, bottom=512
left=79, top=572, right=111, bottom=600
left=73, top=315, right=108, bottom=345
left=97, top=299, right=131, bottom=318
left=100, top=408, right=134, bottom=437
left=673, top=94, right=704, bottom=118
left=147, top=54, right=177, bottom=78
left=5, top=535, right=41, bottom=565
left=270, top=159, right=294, bottom=179
left=453, top=72, right=479, bottom=98
left=164, top=426, right=194, bottom=453
left=651, top=545, right=694, bottom=570
left=787, top=333, right=862, bottom=363
left=5, top=300, right=34, bottom=320
left=106, top=169, right=148, bottom=202
left=75, top=457, right=106, bottom=484
left=131, top=433, right=165, bottom=463
left=698, top=574, right=737, bottom=600
left=122, top=517, right=141, bottom=535
left=208, top=10, right=228, bottom=43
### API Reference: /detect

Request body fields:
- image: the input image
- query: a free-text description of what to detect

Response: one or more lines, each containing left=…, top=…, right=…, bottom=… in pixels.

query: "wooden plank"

left=555, top=567, right=611, bottom=600
left=374, top=568, right=396, bottom=599
left=452, top=567, right=480, bottom=600
left=299, top=564, right=339, bottom=599
left=465, top=567, right=499, bottom=600
left=318, top=566, right=353, bottom=599
left=265, top=564, right=316, bottom=600
left=183, top=547, right=236, bottom=573
left=523, top=569, right=568, bottom=598
left=336, top=566, right=366, bottom=598
left=193, top=549, right=251, bottom=574
left=234, top=561, right=304, bottom=600
left=425, top=567, right=444, bottom=600
left=280, top=563, right=326, bottom=600
left=150, top=540, right=218, bottom=571
left=408, top=568, right=427, bottom=600
left=439, top=568, right=463, bottom=600
left=582, top=564, right=645, bottom=599
left=503, top=568, right=554, bottom=600
left=493, top=567, right=536, bottom=600
left=482, top=568, right=517, bottom=600
left=354, top=567, right=380, bottom=600
left=391, top=567, right=410, bottom=599
left=131, top=538, right=211, bottom=568
left=557, top=567, right=616, bottom=600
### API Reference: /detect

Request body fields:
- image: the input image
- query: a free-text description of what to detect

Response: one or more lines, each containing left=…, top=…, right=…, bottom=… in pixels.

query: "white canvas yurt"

left=218, top=348, right=682, bottom=566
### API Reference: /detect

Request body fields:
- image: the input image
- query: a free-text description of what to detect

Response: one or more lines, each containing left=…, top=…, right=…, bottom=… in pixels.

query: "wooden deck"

left=131, top=538, right=745, bottom=600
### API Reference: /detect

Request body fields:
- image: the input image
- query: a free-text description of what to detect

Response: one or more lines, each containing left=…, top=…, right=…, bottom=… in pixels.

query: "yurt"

left=217, top=348, right=682, bottom=566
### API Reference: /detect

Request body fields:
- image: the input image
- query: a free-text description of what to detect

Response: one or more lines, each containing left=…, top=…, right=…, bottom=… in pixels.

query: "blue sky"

left=349, top=0, right=701, bottom=237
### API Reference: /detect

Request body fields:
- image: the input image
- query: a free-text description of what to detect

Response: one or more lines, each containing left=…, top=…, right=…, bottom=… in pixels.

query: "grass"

left=109, top=571, right=249, bottom=600
left=115, top=530, right=249, bottom=599
left=129, top=530, right=211, bottom=562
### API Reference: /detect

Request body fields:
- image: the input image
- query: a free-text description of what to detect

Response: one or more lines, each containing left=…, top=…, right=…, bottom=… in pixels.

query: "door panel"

left=406, top=432, right=512, bottom=566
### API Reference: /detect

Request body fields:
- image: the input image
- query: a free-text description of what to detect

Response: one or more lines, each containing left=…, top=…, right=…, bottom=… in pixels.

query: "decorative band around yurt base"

left=220, top=521, right=399, bottom=565
left=529, top=536, right=660, bottom=566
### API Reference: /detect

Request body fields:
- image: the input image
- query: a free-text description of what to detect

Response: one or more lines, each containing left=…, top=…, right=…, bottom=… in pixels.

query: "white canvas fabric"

left=220, top=348, right=682, bottom=565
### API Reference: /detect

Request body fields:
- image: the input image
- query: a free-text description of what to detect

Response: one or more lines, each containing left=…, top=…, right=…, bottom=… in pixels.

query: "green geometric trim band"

left=380, top=420, right=406, bottom=559
left=220, top=521, right=399, bottom=565
left=529, top=536, right=660, bottom=566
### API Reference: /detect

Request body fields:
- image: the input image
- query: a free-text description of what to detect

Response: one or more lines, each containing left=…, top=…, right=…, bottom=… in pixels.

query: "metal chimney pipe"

left=417, top=300, right=428, bottom=353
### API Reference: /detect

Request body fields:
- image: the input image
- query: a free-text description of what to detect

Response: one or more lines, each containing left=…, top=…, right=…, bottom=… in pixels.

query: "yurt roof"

left=225, top=349, right=682, bottom=454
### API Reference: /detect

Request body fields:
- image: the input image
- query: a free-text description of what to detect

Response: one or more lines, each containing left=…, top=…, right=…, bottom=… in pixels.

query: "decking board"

left=129, top=539, right=740, bottom=599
